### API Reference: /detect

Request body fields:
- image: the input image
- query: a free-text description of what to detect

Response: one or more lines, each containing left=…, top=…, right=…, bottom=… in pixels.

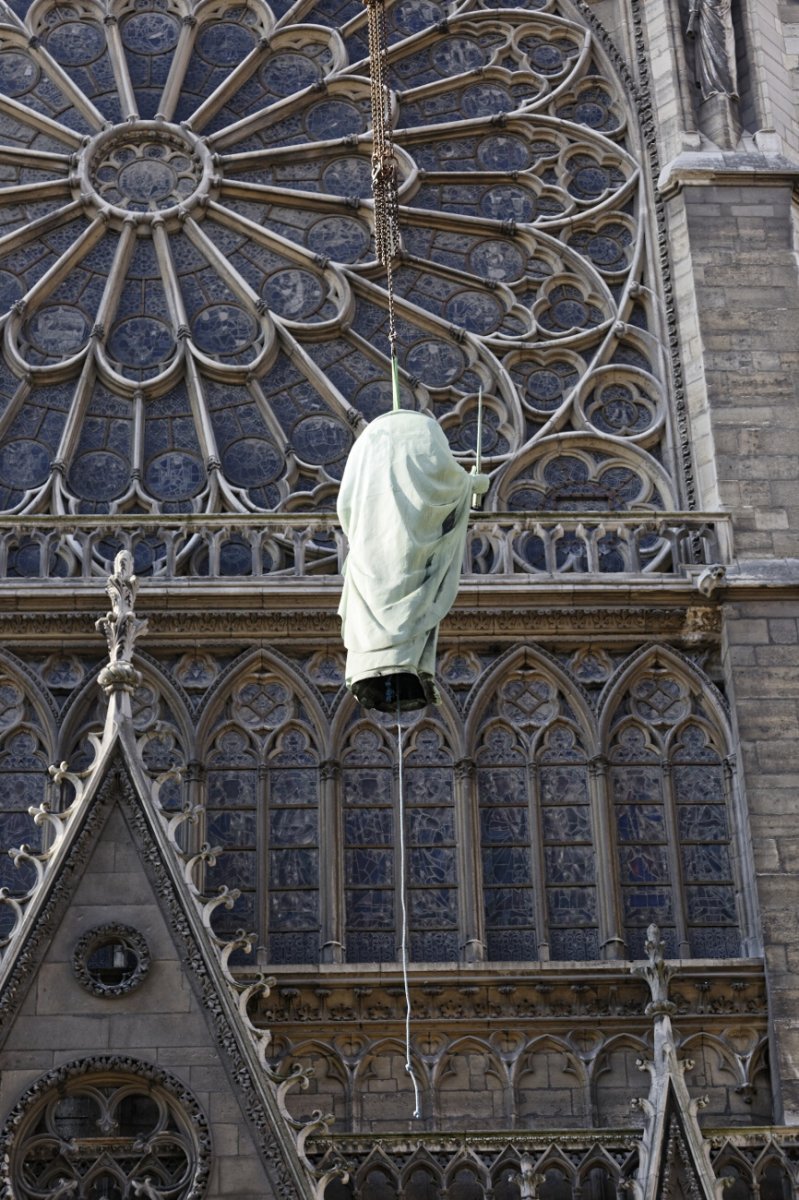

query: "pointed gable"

left=0, top=754, right=313, bottom=1199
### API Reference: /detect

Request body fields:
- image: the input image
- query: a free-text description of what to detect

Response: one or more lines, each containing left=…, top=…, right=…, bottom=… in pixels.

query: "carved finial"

left=95, top=551, right=148, bottom=694
left=515, top=1156, right=541, bottom=1200
left=631, top=923, right=676, bottom=1016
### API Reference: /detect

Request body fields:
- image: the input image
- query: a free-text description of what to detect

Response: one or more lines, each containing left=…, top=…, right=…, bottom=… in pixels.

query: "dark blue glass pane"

left=346, top=848, right=393, bottom=886
left=346, top=889, right=394, bottom=929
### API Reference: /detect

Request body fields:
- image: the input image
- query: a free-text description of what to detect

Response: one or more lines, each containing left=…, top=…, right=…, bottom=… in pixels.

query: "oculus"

left=72, top=922, right=151, bottom=997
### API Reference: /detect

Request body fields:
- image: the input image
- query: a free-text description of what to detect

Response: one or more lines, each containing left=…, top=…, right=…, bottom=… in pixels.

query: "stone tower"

left=0, top=0, right=796, bottom=1195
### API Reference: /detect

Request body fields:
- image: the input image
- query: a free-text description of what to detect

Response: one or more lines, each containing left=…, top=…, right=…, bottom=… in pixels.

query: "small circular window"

left=73, top=924, right=150, bottom=997
left=2, top=1058, right=210, bottom=1199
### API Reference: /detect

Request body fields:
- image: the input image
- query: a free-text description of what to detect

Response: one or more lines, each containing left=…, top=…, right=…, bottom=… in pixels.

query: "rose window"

left=0, top=0, right=676, bottom=517
left=3, top=1059, right=209, bottom=1199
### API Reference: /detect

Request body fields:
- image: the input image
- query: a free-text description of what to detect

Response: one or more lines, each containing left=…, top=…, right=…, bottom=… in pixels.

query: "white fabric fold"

left=337, top=410, right=489, bottom=692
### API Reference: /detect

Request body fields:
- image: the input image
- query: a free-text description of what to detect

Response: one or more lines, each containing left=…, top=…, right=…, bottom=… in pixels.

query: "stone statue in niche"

left=337, top=409, right=489, bottom=712
left=686, top=0, right=738, bottom=101
left=684, top=0, right=740, bottom=148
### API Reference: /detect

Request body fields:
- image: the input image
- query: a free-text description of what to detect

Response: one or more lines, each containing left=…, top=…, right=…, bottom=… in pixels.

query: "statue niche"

left=685, top=0, right=741, bottom=148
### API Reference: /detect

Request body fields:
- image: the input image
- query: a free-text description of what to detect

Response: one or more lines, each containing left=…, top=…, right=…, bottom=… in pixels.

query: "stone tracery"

left=3, top=1059, right=210, bottom=1200
left=0, top=0, right=676, bottom=520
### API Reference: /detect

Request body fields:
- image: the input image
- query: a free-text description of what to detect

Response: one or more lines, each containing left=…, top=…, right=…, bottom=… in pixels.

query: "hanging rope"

left=364, top=0, right=401, bottom=409
left=396, top=698, right=422, bottom=1119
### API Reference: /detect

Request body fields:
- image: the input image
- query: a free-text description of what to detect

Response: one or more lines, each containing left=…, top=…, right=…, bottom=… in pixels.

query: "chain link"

left=364, top=0, right=399, bottom=361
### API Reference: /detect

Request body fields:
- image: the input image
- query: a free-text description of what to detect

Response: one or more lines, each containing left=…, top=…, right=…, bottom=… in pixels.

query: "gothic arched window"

left=608, top=665, right=740, bottom=959
left=476, top=666, right=598, bottom=962
left=203, top=665, right=322, bottom=963
left=342, top=717, right=458, bottom=963
left=342, top=723, right=396, bottom=964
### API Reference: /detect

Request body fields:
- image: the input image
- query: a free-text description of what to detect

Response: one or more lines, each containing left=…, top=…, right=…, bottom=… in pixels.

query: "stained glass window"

left=404, top=724, right=458, bottom=962
left=0, top=0, right=678, bottom=529
left=0, top=672, right=51, bottom=933
left=342, top=717, right=459, bottom=963
left=268, top=725, right=321, bottom=964
left=203, top=666, right=321, bottom=963
left=539, top=724, right=598, bottom=960
left=477, top=722, right=537, bottom=962
left=609, top=665, right=740, bottom=960
left=476, top=667, right=599, bottom=962
left=343, top=723, right=398, bottom=964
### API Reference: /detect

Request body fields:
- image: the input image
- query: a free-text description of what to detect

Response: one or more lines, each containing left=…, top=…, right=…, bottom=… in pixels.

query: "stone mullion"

left=162, top=296, right=222, bottom=489
left=150, top=219, right=191, bottom=336
left=152, top=258, right=223, bottom=498
left=16, top=216, right=106, bottom=318
left=52, top=222, right=137, bottom=478
left=130, top=388, right=145, bottom=488
left=454, top=757, right=485, bottom=963
left=156, top=16, right=198, bottom=122
left=724, top=754, right=760, bottom=958
left=184, top=39, right=269, bottom=135
left=392, top=751, right=405, bottom=965
left=319, top=759, right=344, bottom=964
left=258, top=761, right=270, bottom=953
left=0, top=196, right=82, bottom=261
left=589, top=755, right=625, bottom=961
left=0, top=93, right=82, bottom=147
left=528, top=760, right=549, bottom=962
left=182, top=217, right=263, bottom=314
left=661, top=758, right=690, bottom=957
left=102, top=15, right=138, bottom=121
left=27, top=42, right=106, bottom=130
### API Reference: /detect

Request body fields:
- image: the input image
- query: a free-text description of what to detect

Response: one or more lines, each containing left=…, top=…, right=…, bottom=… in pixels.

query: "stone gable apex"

left=0, top=747, right=316, bottom=1200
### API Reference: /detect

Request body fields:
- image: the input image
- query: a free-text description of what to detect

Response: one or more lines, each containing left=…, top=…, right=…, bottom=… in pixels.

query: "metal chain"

left=364, top=0, right=399, bottom=362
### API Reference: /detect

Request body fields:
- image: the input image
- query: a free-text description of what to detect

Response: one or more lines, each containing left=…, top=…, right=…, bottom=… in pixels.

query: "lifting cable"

left=364, top=0, right=422, bottom=1118
left=364, top=0, right=401, bottom=412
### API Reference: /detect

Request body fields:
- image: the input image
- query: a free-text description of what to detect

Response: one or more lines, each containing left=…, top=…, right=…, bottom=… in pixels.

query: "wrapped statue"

left=337, top=409, right=489, bottom=711
left=686, top=0, right=738, bottom=101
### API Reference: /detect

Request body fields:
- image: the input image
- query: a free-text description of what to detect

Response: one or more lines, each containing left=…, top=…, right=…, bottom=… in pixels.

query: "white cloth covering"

left=337, top=409, right=489, bottom=694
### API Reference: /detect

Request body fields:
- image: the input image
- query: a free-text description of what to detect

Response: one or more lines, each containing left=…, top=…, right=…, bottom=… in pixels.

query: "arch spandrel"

left=464, top=642, right=597, bottom=749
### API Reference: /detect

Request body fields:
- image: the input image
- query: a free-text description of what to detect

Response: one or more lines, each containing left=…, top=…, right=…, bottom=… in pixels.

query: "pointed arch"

left=433, top=1036, right=510, bottom=1129
left=467, top=646, right=602, bottom=963
left=196, top=645, right=329, bottom=753
left=0, top=654, right=56, bottom=877
left=577, top=1143, right=623, bottom=1198
left=329, top=676, right=463, bottom=759
left=58, top=654, right=193, bottom=762
left=400, top=1154, right=445, bottom=1200
left=273, top=1038, right=350, bottom=1131
left=355, top=1149, right=402, bottom=1200
left=338, top=707, right=464, bottom=965
left=352, top=1038, right=430, bottom=1129
left=601, top=644, right=742, bottom=960
left=514, top=1035, right=589, bottom=1129
left=598, top=643, right=731, bottom=745
left=444, top=1148, right=491, bottom=1199
left=197, top=647, right=328, bottom=966
left=465, top=643, right=597, bottom=750
left=0, top=648, right=59, bottom=750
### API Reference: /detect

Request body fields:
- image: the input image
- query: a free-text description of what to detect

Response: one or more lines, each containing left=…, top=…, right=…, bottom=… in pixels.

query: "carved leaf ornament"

left=0, top=0, right=674, bottom=520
